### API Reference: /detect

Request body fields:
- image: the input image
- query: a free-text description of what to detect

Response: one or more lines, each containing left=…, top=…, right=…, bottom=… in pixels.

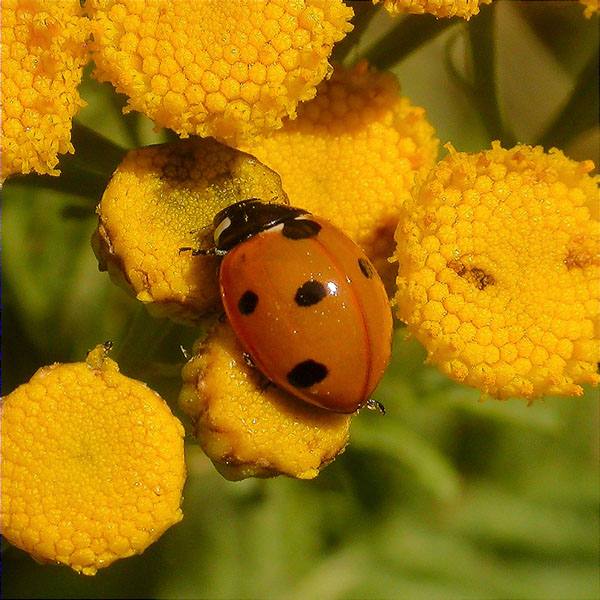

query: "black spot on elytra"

left=295, top=280, right=327, bottom=307
left=358, top=257, right=374, bottom=278
left=282, top=219, right=321, bottom=240
left=287, top=360, right=328, bottom=388
left=238, top=290, right=258, bottom=315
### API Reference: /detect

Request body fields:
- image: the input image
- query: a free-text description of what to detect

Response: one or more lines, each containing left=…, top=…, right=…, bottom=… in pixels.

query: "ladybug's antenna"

left=178, top=246, right=217, bottom=256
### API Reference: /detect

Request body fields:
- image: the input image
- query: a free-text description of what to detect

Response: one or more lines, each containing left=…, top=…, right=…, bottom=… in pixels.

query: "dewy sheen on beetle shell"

left=209, top=199, right=393, bottom=414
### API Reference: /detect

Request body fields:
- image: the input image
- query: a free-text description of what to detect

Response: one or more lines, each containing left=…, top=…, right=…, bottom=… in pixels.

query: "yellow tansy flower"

left=373, top=0, right=492, bottom=19
left=87, top=0, right=353, bottom=143
left=394, top=142, right=600, bottom=400
left=180, top=323, right=352, bottom=480
left=242, top=60, right=438, bottom=287
left=1, top=345, right=185, bottom=575
left=93, top=138, right=288, bottom=324
left=580, top=0, right=598, bottom=17
left=1, top=0, right=89, bottom=182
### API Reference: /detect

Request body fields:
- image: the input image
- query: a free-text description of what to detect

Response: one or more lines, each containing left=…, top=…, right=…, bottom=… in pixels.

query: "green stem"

left=331, top=1, right=379, bottom=65
left=537, top=51, right=599, bottom=149
left=7, top=123, right=127, bottom=201
left=467, top=6, right=517, bottom=146
left=68, top=121, right=129, bottom=176
left=112, top=306, right=175, bottom=376
left=364, top=14, right=457, bottom=70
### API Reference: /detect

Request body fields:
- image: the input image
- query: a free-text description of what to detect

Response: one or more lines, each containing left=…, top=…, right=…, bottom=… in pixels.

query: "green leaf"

left=364, top=14, right=458, bottom=70
left=1, top=184, right=135, bottom=366
left=351, top=416, right=461, bottom=503
left=10, top=123, right=127, bottom=201
left=538, top=51, right=600, bottom=149
left=467, top=4, right=517, bottom=146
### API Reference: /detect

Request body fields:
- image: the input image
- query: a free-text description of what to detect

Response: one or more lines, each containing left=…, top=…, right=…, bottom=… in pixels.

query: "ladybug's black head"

left=212, top=199, right=307, bottom=251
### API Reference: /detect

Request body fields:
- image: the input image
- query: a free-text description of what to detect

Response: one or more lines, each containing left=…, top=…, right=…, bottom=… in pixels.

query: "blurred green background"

left=2, top=2, right=599, bottom=598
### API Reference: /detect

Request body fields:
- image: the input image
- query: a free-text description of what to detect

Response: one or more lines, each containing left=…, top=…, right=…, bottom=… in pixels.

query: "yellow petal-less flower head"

left=93, top=138, right=288, bottom=324
left=394, top=142, right=600, bottom=400
left=373, top=0, right=492, bottom=19
left=180, top=323, right=352, bottom=480
left=1, top=0, right=89, bottom=182
left=1, top=345, right=185, bottom=575
left=87, top=0, right=353, bottom=143
left=242, top=60, right=439, bottom=288
left=580, top=0, right=598, bottom=18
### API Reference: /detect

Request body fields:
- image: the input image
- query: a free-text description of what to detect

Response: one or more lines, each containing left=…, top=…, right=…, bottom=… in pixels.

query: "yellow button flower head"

left=242, top=60, right=438, bottom=286
left=1, top=0, right=89, bottom=182
left=180, top=323, right=352, bottom=480
left=580, top=0, right=598, bottom=18
left=1, top=345, right=186, bottom=575
left=373, top=0, right=492, bottom=19
left=394, top=142, right=600, bottom=400
left=87, top=0, right=353, bottom=143
left=93, top=138, right=288, bottom=324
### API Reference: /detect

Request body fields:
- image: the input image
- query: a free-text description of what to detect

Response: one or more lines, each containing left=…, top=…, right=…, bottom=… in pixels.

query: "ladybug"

left=196, top=199, right=392, bottom=414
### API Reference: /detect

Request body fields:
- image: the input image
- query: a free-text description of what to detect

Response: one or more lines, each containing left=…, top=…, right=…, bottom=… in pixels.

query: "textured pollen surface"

left=87, top=0, right=353, bottom=142
left=373, top=0, right=492, bottom=19
left=242, top=61, right=438, bottom=287
left=179, top=323, right=352, bottom=480
left=0, top=346, right=185, bottom=575
left=394, top=143, right=600, bottom=400
left=1, top=0, right=89, bottom=181
left=93, top=138, right=288, bottom=324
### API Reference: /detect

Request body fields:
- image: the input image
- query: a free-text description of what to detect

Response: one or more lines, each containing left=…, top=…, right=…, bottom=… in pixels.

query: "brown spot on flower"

left=449, top=259, right=495, bottom=290
left=564, top=235, right=600, bottom=270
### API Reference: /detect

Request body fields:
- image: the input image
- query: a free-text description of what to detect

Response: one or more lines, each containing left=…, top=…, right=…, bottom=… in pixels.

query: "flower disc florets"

left=242, top=60, right=438, bottom=286
left=1, top=346, right=185, bottom=575
left=1, top=0, right=89, bottom=181
left=394, top=142, right=600, bottom=400
left=87, top=0, right=353, bottom=142
left=180, top=323, right=352, bottom=480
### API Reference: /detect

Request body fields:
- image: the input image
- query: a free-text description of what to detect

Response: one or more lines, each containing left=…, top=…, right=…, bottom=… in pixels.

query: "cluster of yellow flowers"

left=1, top=0, right=598, bottom=577
left=86, top=0, right=353, bottom=141
left=89, top=55, right=437, bottom=482
left=2, top=0, right=491, bottom=182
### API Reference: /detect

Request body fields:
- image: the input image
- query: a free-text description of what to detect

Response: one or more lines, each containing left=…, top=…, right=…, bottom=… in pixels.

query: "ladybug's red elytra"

left=204, top=199, right=393, bottom=414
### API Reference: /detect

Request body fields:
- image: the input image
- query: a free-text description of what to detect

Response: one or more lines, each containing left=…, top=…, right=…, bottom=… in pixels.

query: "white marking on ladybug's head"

left=213, top=216, right=232, bottom=245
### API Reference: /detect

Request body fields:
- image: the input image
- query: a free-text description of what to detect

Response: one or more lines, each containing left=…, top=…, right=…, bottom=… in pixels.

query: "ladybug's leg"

left=179, top=223, right=221, bottom=256
left=178, top=246, right=218, bottom=256
left=242, top=352, right=256, bottom=368
left=366, top=398, right=386, bottom=415
left=258, top=377, right=273, bottom=393
left=241, top=351, right=273, bottom=392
